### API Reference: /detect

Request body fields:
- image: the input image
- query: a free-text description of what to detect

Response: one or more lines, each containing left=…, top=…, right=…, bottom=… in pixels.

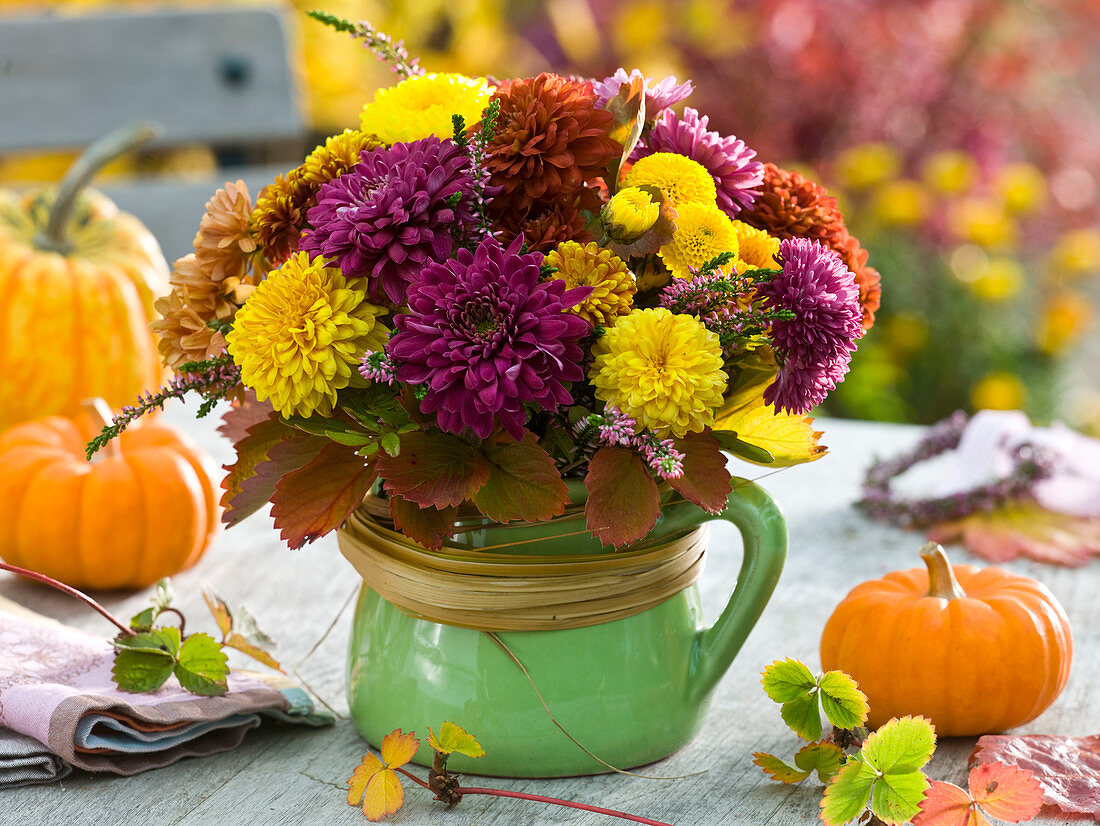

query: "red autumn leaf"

left=669, top=431, right=732, bottom=514
left=217, top=392, right=274, bottom=443
left=377, top=430, right=491, bottom=509
left=969, top=762, right=1044, bottom=823
left=472, top=430, right=569, bottom=523
left=913, top=780, right=985, bottom=826
left=220, top=416, right=297, bottom=525
left=224, top=426, right=328, bottom=527
left=971, top=734, right=1100, bottom=820
left=270, top=441, right=377, bottom=549
left=585, top=446, right=661, bottom=547
left=389, top=496, right=458, bottom=551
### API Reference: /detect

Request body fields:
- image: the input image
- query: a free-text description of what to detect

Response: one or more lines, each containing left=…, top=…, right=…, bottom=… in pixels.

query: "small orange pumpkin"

left=0, top=400, right=220, bottom=590
left=820, top=542, right=1072, bottom=736
left=0, top=124, right=169, bottom=430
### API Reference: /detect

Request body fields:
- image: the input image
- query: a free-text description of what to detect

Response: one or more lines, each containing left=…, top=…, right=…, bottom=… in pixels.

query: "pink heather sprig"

left=307, top=11, right=423, bottom=79
left=576, top=407, right=685, bottom=479
left=359, top=351, right=398, bottom=386
left=85, top=357, right=242, bottom=459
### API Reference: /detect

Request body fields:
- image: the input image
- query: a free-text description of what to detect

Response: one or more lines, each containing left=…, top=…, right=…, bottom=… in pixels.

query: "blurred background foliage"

left=4, top=0, right=1099, bottom=429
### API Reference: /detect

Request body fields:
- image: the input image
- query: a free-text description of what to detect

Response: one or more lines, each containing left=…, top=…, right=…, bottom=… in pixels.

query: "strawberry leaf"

left=224, top=632, right=283, bottom=673
left=271, top=441, right=377, bottom=549
left=389, top=497, right=458, bottom=550
left=795, top=741, right=845, bottom=783
left=871, top=766, right=931, bottom=824
left=378, top=729, right=420, bottom=769
left=174, top=632, right=228, bottom=696
left=913, top=781, right=980, bottom=826
left=472, top=430, right=569, bottom=522
left=753, top=751, right=811, bottom=784
left=969, top=762, right=1044, bottom=822
left=761, top=658, right=818, bottom=703
left=821, top=758, right=878, bottom=826
left=428, top=722, right=485, bottom=759
left=111, top=628, right=180, bottom=693
left=818, top=670, right=869, bottom=730
left=377, top=429, right=491, bottom=508
left=863, top=716, right=937, bottom=774
left=668, top=431, right=732, bottom=513
left=347, top=754, right=404, bottom=821
left=584, top=446, right=661, bottom=546
left=781, top=692, right=823, bottom=742
left=202, top=589, right=233, bottom=638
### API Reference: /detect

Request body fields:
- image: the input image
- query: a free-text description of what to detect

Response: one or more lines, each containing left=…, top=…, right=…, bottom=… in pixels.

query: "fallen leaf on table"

left=347, top=729, right=420, bottom=821
left=753, top=741, right=844, bottom=784
left=913, top=763, right=1043, bottom=826
left=970, top=734, right=1100, bottom=820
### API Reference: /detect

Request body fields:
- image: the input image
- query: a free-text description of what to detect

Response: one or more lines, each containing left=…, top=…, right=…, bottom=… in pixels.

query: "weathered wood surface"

left=0, top=411, right=1095, bottom=825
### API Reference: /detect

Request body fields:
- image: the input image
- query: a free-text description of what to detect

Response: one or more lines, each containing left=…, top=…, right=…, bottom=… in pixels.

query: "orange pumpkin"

left=0, top=124, right=169, bottom=430
left=820, top=542, right=1072, bottom=736
left=0, top=400, right=220, bottom=590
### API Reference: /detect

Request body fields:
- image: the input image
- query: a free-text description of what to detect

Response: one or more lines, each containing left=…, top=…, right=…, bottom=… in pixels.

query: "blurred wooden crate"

left=0, top=6, right=306, bottom=261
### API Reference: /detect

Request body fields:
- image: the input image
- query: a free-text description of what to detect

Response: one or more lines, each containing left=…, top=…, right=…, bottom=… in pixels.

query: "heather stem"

left=0, top=562, right=136, bottom=637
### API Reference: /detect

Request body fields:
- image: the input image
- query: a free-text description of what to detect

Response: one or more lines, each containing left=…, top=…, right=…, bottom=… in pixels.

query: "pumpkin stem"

left=82, top=398, right=121, bottom=463
left=33, top=121, right=163, bottom=255
left=921, top=541, right=967, bottom=601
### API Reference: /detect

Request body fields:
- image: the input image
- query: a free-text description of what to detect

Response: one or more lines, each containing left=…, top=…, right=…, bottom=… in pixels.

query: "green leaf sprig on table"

left=112, top=578, right=284, bottom=696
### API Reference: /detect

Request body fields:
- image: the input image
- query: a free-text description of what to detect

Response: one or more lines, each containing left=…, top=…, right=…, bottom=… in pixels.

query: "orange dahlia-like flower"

left=252, top=172, right=305, bottom=265
left=484, top=73, right=620, bottom=215
left=496, top=188, right=598, bottom=253
left=741, top=163, right=880, bottom=329
left=151, top=284, right=234, bottom=369
left=193, top=179, right=257, bottom=283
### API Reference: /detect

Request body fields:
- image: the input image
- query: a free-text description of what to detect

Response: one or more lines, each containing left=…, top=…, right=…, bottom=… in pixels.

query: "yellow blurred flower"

left=884, top=313, right=929, bottom=354
left=835, top=142, right=903, bottom=190
left=869, top=179, right=931, bottom=227
left=1049, top=228, right=1100, bottom=276
left=1037, top=291, right=1092, bottom=353
left=589, top=308, right=727, bottom=436
left=968, top=257, right=1026, bottom=302
left=544, top=241, right=636, bottom=327
left=613, top=0, right=668, bottom=57
left=227, top=253, right=389, bottom=418
left=921, top=150, right=977, bottom=194
left=971, top=372, right=1028, bottom=411
left=659, top=201, right=739, bottom=277
left=360, top=73, right=492, bottom=145
left=994, top=162, right=1046, bottom=215
left=950, top=197, right=1017, bottom=248
left=680, top=0, right=750, bottom=57
left=623, top=153, right=717, bottom=206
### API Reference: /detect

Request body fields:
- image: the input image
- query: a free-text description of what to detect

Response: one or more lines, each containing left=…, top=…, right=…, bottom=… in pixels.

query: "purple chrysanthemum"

left=592, top=68, right=694, bottom=117
left=635, top=107, right=764, bottom=216
left=389, top=236, right=592, bottom=440
left=301, top=137, right=475, bottom=305
left=757, top=237, right=864, bottom=414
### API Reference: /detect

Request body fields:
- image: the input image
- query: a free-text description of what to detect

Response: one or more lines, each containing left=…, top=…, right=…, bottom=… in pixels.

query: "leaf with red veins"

left=669, top=431, right=732, bottom=513
left=969, top=762, right=1044, bottom=823
left=585, top=446, right=660, bottom=547
left=472, top=430, right=569, bottom=523
left=970, top=735, right=1095, bottom=819
left=220, top=416, right=314, bottom=526
left=271, top=441, right=377, bottom=549
left=389, top=496, right=459, bottom=550
left=912, top=780, right=985, bottom=826
left=377, top=430, right=491, bottom=508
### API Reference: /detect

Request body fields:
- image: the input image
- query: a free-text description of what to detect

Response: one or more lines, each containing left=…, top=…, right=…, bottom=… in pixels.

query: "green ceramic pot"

left=343, top=478, right=786, bottom=777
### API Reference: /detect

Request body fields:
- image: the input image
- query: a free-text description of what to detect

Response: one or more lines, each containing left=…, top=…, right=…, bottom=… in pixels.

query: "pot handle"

left=681, top=478, right=787, bottom=702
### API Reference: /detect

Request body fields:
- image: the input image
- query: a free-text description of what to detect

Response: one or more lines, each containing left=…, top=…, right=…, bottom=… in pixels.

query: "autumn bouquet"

left=93, top=13, right=880, bottom=551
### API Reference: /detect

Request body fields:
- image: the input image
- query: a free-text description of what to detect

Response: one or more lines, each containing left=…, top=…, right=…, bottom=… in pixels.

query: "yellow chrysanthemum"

left=623, top=153, right=717, bottom=206
left=298, top=129, right=383, bottom=191
left=360, top=73, right=492, bottom=145
left=589, top=307, right=727, bottom=436
left=659, top=201, right=739, bottom=277
left=731, top=220, right=780, bottom=271
left=544, top=241, right=636, bottom=326
left=227, top=252, right=389, bottom=418
left=605, top=187, right=661, bottom=238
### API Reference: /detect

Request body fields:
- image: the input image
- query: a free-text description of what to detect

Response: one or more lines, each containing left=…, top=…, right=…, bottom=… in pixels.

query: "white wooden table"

left=1, top=410, right=1094, bottom=825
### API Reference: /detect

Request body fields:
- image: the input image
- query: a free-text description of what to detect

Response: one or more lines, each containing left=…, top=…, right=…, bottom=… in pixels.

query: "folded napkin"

left=0, top=727, right=71, bottom=790
left=0, top=595, right=330, bottom=784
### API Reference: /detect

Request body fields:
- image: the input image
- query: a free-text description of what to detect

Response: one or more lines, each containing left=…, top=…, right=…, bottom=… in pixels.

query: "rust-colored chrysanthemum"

left=150, top=286, right=235, bottom=369
left=496, top=189, right=598, bottom=253
left=484, top=73, right=620, bottom=215
left=193, top=179, right=257, bottom=283
left=740, top=163, right=880, bottom=329
left=298, top=130, right=382, bottom=193
left=252, top=172, right=306, bottom=265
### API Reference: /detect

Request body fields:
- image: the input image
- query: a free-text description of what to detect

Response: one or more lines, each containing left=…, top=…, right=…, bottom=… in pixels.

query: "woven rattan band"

left=337, top=506, right=707, bottom=632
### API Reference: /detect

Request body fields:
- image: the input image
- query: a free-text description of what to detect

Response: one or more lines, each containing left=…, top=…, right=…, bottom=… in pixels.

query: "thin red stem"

left=395, top=767, right=431, bottom=789
left=0, top=562, right=135, bottom=637
left=458, top=786, right=674, bottom=826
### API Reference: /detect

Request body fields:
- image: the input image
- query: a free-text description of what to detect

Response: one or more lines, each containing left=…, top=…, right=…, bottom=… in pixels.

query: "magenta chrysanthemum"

left=635, top=107, right=764, bottom=216
left=388, top=236, right=591, bottom=439
left=757, top=237, right=864, bottom=414
left=301, top=136, right=475, bottom=305
left=593, top=68, right=694, bottom=116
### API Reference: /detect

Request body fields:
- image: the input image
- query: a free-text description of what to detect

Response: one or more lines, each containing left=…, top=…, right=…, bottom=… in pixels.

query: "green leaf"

left=753, top=751, right=810, bottom=784
left=377, top=430, right=491, bottom=508
left=326, top=430, right=374, bottom=446
left=380, top=431, right=401, bottom=457
left=472, top=430, right=569, bottom=523
left=111, top=628, right=180, bottom=693
left=130, top=578, right=175, bottom=631
left=821, top=758, right=877, bottom=826
left=818, top=670, right=870, bottom=730
left=712, top=431, right=775, bottom=464
left=871, top=767, right=930, bottom=824
left=862, top=716, right=937, bottom=774
left=794, top=741, right=845, bottom=783
left=114, top=627, right=181, bottom=657
left=174, top=633, right=229, bottom=696
left=428, top=722, right=485, bottom=759
left=154, top=578, right=174, bottom=611
left=129, top=607, right=157, bottom=633
left=668, top=431, right=732, bottom=513
left=584, top=446, right=661, bottom=547
left=761, top=658, right=818, bottom=703
left=781, top=692, right=823, bottom=742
